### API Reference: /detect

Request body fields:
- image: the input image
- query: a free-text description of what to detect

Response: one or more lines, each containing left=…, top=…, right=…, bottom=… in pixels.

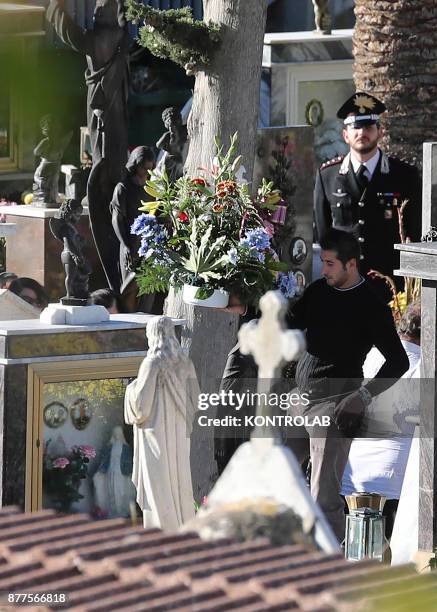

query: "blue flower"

left=138, top=238, right=152, bottom=257
left=227, top=248, right=238, bottom=265
left=239, top=228, right=270, bottom=262
left=276, top=271, right=298, bottom=299
left=240, top=228, right=271, bottom=252
left=131, top=213, right=157, bottom=236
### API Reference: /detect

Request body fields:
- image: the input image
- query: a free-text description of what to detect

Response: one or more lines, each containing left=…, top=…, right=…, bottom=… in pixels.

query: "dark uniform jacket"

left=314, top=150, right=421, bottom=283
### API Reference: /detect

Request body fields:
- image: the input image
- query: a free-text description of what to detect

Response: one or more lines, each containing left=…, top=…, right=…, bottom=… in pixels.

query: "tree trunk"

left=166, top=0, right=268, bottom=393
left=165, top=0, right=267, bottom=499
left=353, top=0, right=437, bottom=166
left=185, top=0, right=268, bottom=179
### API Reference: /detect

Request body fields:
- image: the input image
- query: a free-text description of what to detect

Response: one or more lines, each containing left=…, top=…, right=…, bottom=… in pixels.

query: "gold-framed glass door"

left=26, top=357, right=143, bottom=517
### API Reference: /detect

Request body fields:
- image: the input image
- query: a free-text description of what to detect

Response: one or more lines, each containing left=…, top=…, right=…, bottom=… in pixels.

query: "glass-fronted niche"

left=26, top=358, right=142, bottom=518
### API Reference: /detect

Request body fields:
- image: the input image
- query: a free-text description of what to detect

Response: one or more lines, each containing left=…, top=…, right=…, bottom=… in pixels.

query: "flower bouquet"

left=132, top=133, right=298, bottom=307
left=43, top=441, right=96, bottom=513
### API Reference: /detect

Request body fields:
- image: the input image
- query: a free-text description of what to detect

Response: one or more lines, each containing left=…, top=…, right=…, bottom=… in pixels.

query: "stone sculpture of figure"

left=49, top=199, right=91, bottom=304
left=156, top=107, right=188, bottom=182
left=47, top=0, right=129, bottom=292
left=33, top=115, right=72, bottom=207
left=111, top=146, right=156, bottom=311
left=92, top=425, right=136, bottom=518
left=124, top=316, right=199, bottom=530
left=312, top=0, right=332, bottom=34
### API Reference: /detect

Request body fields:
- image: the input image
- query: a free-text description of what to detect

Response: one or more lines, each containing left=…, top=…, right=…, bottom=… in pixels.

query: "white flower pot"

left=182, top=284, right=229, bottom=308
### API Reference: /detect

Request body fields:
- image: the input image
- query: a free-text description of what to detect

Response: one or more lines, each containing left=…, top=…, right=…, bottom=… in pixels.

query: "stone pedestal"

left=40, top=304, right=110, bottom=325
left=0, top=314, right=185, bottom=511
left=395, top=241, right=437, bottom=555
left=4, top=206, right=106, bottom=301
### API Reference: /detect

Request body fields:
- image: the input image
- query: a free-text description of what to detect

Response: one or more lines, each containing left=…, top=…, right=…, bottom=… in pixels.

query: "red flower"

left=216, top=180, right=237, bottom=198
left=178, top=211, right=189, bottom=222
left=191, top=178, right=206, bottom=187
left=212, top=202, right=225, bottom=213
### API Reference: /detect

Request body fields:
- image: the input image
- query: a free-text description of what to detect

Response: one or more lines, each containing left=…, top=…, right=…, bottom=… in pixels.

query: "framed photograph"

left=26, top=357, right=142, bottom=517
left=305, top=99, right=324, bottom=127
left=295, top=270, right=306, bottom=295
left=290, top=237, right=307, bottom=265
left=70, top=398, right=92, bottom=431
left=43, top=401, right=68, bottom=429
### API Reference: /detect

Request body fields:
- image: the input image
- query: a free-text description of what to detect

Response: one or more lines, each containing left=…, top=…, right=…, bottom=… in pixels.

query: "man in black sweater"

left=286, top=228, right=409, bottom=540
left=215, top=229, right=408, bottom=542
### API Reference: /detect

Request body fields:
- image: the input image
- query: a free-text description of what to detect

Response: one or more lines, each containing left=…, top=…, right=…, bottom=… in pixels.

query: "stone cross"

left=239, top=290, right=305, bottom=445
left=395, top=142, right=437, bottom=557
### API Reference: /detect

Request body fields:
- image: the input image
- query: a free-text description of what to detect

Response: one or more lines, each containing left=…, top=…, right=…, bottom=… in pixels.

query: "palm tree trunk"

left=353, top=0, right=437, bottom=166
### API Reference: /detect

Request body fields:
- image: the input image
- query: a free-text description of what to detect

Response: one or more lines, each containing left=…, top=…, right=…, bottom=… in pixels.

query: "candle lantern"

left=345, top=492, right=390, bottom=563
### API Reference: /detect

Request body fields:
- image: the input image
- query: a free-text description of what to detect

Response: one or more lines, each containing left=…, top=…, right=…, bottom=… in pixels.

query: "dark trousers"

left=214, top=343, right=258, bottom=475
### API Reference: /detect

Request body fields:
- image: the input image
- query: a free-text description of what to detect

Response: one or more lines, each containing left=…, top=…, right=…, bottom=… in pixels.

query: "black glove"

left=333, top=390, right=366, bottom=437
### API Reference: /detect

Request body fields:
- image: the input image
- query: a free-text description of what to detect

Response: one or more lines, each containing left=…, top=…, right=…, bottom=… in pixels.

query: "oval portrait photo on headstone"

left=290, top=237, right=307, bottom=265
left=295, top=270, right=306, bottom=295
left=70, top=398, right=93, bottom=431
left=44, top=401, right=68, bottom=429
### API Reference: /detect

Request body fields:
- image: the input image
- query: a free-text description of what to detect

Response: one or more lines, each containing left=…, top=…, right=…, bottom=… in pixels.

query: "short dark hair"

left=9, top=277, right=49, bottom=309
left=126, top=146, right=156, bottom=176
left=319, top=229, right=361, bottom=266
left=398, top=300, right=421, bottom=341
left=90, top=288, right=120, bottom=311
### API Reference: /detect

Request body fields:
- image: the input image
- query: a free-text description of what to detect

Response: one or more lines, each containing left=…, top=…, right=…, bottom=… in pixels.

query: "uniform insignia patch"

left=320, top=156, right=344, bottom=170
left=354, top=94, right=376, bottom=114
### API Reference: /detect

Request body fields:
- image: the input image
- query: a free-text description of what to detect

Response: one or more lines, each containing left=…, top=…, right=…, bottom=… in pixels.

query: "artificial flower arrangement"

left=43, top=440, right=96, bottom=513
left=367, top=199, right=421, bottom=323
left=132, top=133, right=298, bottom=307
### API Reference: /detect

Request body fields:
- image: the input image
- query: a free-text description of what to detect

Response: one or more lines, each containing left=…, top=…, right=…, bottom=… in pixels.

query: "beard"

left=350, top=133, right=380, bottom=155
left=354, top=141, right=378, bottom=155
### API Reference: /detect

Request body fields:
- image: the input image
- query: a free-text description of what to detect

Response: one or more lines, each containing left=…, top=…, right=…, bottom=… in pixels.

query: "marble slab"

left=4, top=205, right=89, bottom=219
left=0, top=223, right=16, bottom=237
left=0, top=315, right=186, bottom=363
left=0, top=315, right=186, bottom=336
left=263, top=30, right=353, bottom=66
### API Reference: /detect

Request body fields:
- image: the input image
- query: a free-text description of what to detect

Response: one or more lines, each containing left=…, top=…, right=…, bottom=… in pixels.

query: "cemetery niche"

left=41, top=377, right=136, bottom=517
left=26, top=359, right=141, bottom=517
left=0, top=312, right=184, bottom=511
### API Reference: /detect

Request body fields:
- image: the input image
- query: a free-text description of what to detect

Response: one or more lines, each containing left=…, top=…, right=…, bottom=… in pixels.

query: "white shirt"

left=350, top=149, right=381, bottom=181
left=341, top=340, right=420, bottom=499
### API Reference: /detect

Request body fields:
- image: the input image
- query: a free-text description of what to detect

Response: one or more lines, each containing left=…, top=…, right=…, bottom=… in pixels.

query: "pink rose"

left=53, top=457, right=70, bottom=469
left=77, top=445, right=96, bottom=460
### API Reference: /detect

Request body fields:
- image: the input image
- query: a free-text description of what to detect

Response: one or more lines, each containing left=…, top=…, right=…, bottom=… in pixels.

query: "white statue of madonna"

left=124, top=316, right=199, bottom=530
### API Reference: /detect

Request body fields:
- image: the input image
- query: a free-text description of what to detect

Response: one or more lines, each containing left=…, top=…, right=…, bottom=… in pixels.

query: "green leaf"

left=144, top=184, right=160, bottom=198
left=266, top=260, right=288, bottom=272
left=194, top=287, right=215, bottom=300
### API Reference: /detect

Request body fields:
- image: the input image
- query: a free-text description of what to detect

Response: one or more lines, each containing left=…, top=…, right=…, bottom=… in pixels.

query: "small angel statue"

left=49, top=199, right=91, bottom=304
left=33, top=115, right=72, bottom=207
left=312, top=0, right=332, bottom=34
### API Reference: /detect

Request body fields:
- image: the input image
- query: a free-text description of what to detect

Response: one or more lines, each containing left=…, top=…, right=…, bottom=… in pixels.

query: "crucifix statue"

left=47, top=0, right=129, bottom=292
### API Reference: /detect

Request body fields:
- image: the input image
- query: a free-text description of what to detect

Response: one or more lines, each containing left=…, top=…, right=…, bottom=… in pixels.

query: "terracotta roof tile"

left=0, top=508, right=433, bottom=612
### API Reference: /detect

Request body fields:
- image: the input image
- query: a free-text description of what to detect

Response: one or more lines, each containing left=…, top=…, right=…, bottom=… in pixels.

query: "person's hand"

left=333, top=390, right=366, bottom=437
left=217, top=294, right=247, bottom=315
left=123, top=250, right=133, bottom=271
